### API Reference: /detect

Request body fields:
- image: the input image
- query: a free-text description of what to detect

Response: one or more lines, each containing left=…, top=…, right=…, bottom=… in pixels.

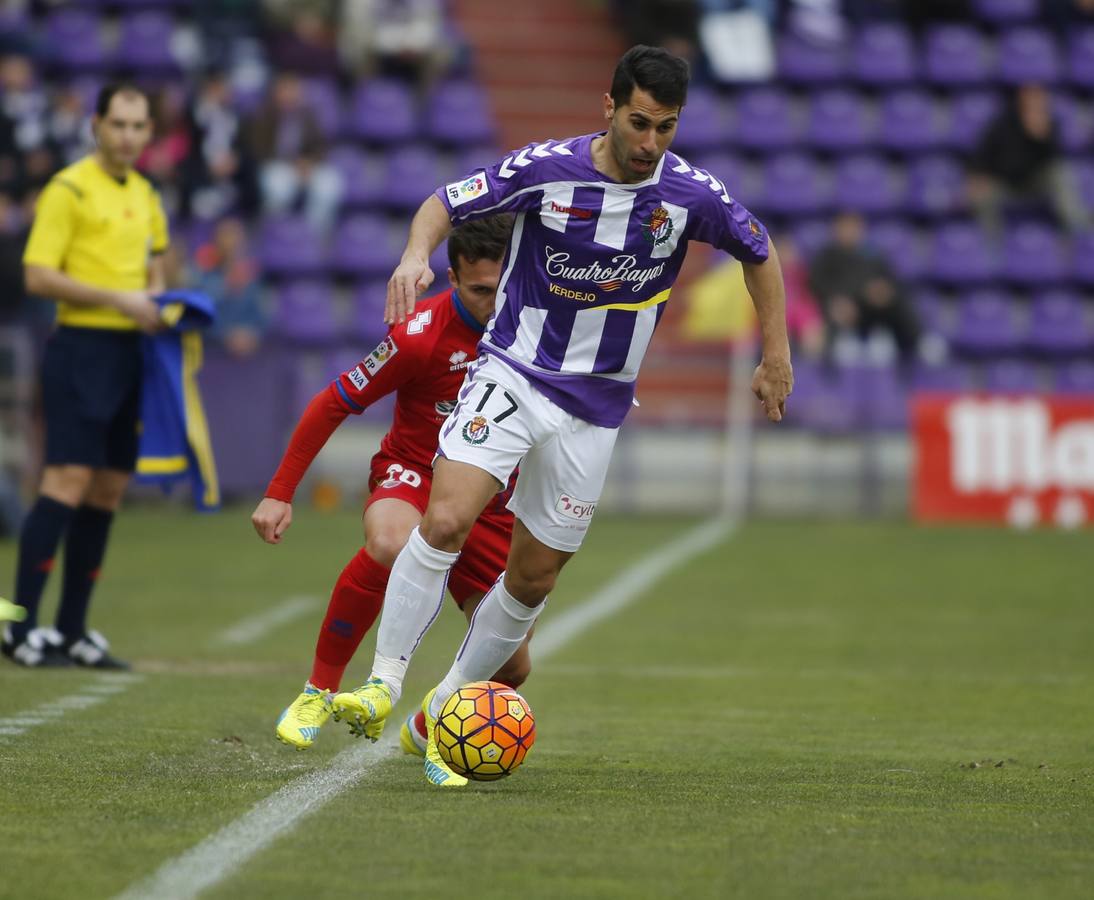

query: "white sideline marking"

left=115, top=516, right=734, bottom=900
left=210, top=596, right=319, bottom=648
left=0, top=673, right=143, bottom=740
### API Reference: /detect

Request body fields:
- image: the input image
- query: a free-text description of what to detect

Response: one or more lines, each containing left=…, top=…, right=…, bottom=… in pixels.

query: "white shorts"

left=437, top=353, right=619, bottom=552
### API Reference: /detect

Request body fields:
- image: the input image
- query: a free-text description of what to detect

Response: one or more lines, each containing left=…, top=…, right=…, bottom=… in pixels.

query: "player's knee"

left=504, top=567, right=557, bottom=605
left=420, top=505, right=474, bottom=553
left=365, top=530, right=405, bottom=568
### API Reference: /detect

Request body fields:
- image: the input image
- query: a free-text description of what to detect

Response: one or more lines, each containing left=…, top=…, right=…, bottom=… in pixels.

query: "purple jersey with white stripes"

left=435, top=132, right=769, bottom=427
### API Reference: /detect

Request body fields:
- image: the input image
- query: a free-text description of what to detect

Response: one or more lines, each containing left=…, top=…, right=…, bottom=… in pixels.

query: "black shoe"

left=1, top=625, right=75, bottom=667
left=63, top=630, right=130, bottom=670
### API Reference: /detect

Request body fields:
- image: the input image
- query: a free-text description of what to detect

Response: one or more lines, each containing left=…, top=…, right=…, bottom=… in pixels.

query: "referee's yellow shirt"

left=23, top=155, right=169, bottom=331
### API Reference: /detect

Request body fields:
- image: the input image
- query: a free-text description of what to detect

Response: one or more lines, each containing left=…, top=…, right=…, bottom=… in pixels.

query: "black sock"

left=55, top=505, right=115, bottom=641
left=9, top=496, right=76, bottom=644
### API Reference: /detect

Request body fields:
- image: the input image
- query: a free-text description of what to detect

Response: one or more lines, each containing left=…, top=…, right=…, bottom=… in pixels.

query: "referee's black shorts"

left=41, top=325, right=142, bottom=471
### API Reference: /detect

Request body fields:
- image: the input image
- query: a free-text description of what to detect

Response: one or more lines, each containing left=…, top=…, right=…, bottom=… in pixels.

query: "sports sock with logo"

left=9, top=496, right=76, bottom=644
left=309, top=548, right=387, bottom=692
left=430, top=576, right=543, bottom=717
left=55, top=504, right=114, bottom=641
left=370, top=526, right=459, bottom=705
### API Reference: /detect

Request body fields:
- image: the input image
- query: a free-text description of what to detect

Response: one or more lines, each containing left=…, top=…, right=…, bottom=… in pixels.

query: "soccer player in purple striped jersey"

left=340, top=45, right=793, bottom=786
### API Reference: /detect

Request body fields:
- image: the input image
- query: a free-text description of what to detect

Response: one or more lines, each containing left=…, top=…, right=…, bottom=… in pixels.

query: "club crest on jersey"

left=642, top=206, right=674, bottom=247
left=748, top=217, right=762, bottom=237
left=462, top=415, right=490, bottom=445
left=364, top=336, right=398, bottom=375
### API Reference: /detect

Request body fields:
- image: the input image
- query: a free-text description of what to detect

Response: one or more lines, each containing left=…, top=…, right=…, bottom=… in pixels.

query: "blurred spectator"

left=680, top=236, right=823, bottom=358
left=0, top=54, right=51, bottom=197
left=617, top=1, right=702, bottom=63
left=192, top=217, right=266, bottom=357
left=247, top=71, right=342, bottom=230
left=967, top=84, right=1089, bottom=236
left=0, top=191, right=28, bottom=324
left=46, top=85, right=93, bottom=165
left=139, top=86, right=193, bottom=217
left=185, top=71, right=259, bottom=221
left=264, top=3, right=341, bottom=77
left=339, top=0, right=449, bottom=84
left=809, top=212, right=919, bottom=367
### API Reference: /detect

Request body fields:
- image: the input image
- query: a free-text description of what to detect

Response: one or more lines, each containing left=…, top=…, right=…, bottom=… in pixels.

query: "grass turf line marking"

left=115, top=515, right=734, bottom=900
left=0, top=673, right=143, bottom=740
left=210, top=595, right=319, bottom=648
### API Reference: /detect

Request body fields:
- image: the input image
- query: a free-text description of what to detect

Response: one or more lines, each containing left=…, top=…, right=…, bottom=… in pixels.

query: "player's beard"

left=609, top=129, right=657, bottom=184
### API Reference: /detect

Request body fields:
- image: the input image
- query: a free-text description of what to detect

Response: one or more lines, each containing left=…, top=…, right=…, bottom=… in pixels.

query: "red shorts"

left=366, top=453, right=512, bottom=606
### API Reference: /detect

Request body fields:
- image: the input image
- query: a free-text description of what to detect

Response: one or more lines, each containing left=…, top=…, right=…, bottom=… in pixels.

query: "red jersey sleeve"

left=265, top=330, right=423, bottom=502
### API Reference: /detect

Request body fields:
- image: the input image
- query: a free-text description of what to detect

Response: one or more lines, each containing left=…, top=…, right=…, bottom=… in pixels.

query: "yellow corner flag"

left=0, top=597, right=27, bottom=623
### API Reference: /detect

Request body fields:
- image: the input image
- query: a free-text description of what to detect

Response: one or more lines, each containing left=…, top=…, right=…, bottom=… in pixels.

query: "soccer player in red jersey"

left=251, top=216, right=526, bottom=753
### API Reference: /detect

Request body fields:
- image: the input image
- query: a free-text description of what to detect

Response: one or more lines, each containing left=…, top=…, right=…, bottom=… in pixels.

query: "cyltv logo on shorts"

left=555, top=494, right=596, bottom=521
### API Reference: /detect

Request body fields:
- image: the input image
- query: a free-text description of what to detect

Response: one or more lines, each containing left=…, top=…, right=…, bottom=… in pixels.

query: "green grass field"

left=0, top=507, right=1091, bottom=900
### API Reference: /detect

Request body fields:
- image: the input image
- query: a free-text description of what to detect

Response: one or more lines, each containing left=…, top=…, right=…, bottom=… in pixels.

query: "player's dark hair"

left=609, top=45, right=690, bottom=110
left=447, top=214, right=514, bottom=272
left=95, top=83, right=150, bottom=118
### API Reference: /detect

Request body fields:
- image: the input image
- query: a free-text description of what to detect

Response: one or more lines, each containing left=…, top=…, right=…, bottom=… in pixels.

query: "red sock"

left=309, top=548, right=388, bottom=692
left=413, top=709, right=427, bottom=739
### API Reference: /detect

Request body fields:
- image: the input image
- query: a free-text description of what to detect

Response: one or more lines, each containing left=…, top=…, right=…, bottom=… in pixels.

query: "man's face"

left=604, top=87, right=680, bottom=183
left=449, top=254, right=503, bottom=314
left=93, top=92, right=152, bottom=171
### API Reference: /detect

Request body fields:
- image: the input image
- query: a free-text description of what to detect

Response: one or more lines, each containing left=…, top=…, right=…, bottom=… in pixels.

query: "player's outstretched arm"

left=252, top=497, right=293, bottom=545
left=386, top=194, right=452, bottom=325
left=742, top=238, right=794, bottom=423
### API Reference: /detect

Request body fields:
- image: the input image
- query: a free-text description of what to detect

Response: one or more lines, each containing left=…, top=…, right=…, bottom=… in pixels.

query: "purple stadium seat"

left=952, top=290, right=1024, bottom=356
left=806, top=89, right=875, bottom=151
left=351, top=281, right=391, bottom=345
left=860, top=366, right=911, bottom=431
left=349, top=79, right=419, bottom=144
left=834, top=155, right=904, bottom=215
left=946, top=91, right=1003, bottom=151
left=914, top=361, right=976, bottom=392
left=982, top=358, right=1044, bottom=393
left=852, top=22, right=917, bottom=85
left=327, top=146, right=385, bottom=209
left=1027, top=291, right=1092, bottom=356
left=258, top=217, right=328, bottom=277
left=116, top=11, right=178, bottom=72
left=1053, top=93, right=1092, bottom=154
left=302, top=77, right=343, bottom=139
left=1068, top=28, right=1094, bottom=89
left=424, top=80, right=496, bottom=147
left=784, top=361, right=860, bottom=432
left=878, top=90, right=945, bottom=153
left=972, top=0, right=1039, bottom=22
left=998, top=28, right=1060, bottom=85
left=669, top=85, right=727, bottom=153
left=273, top=280, right=339, bottom=345
left=868, top=219, right=928, bottom=279
left=454, top=145, right=503, bottom=176
left=1055, top=359, right=1094, bottom=393
left=1000, top=223, right=1068, bottom=286
left=381, top=146, right=448, bottom=213
left=777, top=32, right=846, bottom=84
left=757, top=153, right=830, bottom=217
left=924, top=25, right=993, bottom=86
left=731, top=87, right=800, bottom=152
left=1071, top=230, right=1094, bottom=286
left=912, top=289, right=959, bottom=344
left=330, top=214, right=402, bottom=278
left=44, top=9, right=112, bottom=70
left=906, top=155, right=966, bottom=218
left=930, top=222, right=997, bottom=284
left=690, top=153, right=748, bottom=200
left=790, top=219, right=832, bottom=261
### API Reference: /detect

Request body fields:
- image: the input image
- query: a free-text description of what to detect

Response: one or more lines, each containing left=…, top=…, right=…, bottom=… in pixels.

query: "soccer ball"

left=434, top=681, right=535, bottom=781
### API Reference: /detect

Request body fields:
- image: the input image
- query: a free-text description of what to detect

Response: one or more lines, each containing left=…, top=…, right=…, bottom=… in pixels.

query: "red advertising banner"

left=913, top=394, right=1094, bottom=527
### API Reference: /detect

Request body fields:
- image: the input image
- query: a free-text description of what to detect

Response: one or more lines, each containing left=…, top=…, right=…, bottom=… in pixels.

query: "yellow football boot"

left=331, top=677, right=393, bottom=741
left=276, top=684, right=333, bottom=750
left=422, top=688, right=468, bottom=788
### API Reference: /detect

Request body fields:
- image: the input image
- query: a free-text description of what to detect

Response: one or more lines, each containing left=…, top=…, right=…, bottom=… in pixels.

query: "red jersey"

left=266, top=289, right=485, bottom=502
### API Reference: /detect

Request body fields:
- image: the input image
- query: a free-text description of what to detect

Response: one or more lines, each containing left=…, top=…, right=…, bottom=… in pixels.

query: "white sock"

left=430, top=576, right=544, bottom=717
left=369, top=527, right=459, bottom=705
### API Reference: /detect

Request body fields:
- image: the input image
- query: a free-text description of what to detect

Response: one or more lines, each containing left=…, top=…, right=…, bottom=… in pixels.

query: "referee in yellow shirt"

left=2, top=84, right=167, bottom=668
